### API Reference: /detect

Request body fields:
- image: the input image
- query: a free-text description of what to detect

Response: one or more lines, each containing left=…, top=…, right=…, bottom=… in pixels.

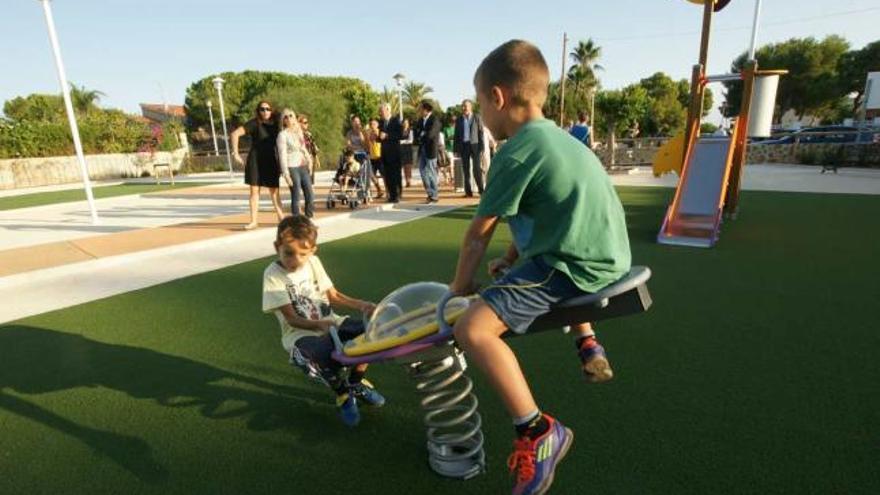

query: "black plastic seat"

left=525, top=266, right=653, bottom=333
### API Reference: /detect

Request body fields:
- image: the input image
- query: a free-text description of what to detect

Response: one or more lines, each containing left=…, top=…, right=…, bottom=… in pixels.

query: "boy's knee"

left=452, top=309, right=481, bottom=347
left=453, top=302, right=505, bottom=347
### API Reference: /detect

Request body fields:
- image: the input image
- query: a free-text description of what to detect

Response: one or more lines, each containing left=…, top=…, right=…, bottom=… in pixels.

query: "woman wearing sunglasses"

left=230, top=101, right=286, bottom=229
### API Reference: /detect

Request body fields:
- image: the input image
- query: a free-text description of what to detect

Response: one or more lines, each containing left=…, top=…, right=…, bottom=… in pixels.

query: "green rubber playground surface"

left=0, top=182, right=219, bottom=211
left=1, top=186, right=878, bottom=494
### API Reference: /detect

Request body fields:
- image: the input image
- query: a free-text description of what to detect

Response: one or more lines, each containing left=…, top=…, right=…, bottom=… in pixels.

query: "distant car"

left=753, top=126, right=880, bottom=145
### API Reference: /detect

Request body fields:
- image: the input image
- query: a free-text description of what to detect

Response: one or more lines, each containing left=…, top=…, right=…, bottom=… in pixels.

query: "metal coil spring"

left=408, top=345, right=486, bottom=480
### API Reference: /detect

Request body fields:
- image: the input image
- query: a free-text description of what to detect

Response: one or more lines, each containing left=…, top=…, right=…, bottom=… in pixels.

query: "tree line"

left=546, top=35, right=879, bottom=140
left=0, top=84, right=181, bottom=159
left=3, top=34, right=876, bottom=160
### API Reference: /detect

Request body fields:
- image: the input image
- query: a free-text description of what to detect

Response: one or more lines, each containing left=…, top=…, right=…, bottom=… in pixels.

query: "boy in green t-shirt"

left=449, top=40, right=631, bottom=495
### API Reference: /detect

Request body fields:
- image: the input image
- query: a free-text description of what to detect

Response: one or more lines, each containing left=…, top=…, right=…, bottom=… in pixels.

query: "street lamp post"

left=37, top=0, right=99, bottom=224
left=212, top=77, right=233, bottom=179
left=393, top=73, right=406, bottom=121
left=206, top=100, right=219, bottom=156
left=747, top=0, right=764, bottom=61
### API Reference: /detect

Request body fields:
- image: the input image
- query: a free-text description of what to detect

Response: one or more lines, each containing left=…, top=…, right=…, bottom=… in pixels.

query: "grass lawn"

left=1, top=186, right=878, bottom=494
left=0, top=183, right=219, bottom=211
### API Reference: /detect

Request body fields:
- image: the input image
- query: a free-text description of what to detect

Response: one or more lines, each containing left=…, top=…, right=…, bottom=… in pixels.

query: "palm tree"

left=569, top=38, right=603, bottom=81
left=403, top=81, right=433, bottom=112
left=68, top=83, right=105, bottom=114
left=567, top=65, right=598, bottom=100
left=568, top=39, right=602, bottom=113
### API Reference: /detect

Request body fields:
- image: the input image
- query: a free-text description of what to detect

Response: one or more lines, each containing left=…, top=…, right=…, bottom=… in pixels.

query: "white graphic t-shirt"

left=262, top=256, right=346, bottom=351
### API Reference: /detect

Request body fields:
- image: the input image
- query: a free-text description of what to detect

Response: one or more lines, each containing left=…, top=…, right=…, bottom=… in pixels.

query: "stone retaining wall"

left=593, top=140, right=880, bottom=168
left=746, top=142, right=880, bottom=166
left=0, top=148, right=188, bottom=190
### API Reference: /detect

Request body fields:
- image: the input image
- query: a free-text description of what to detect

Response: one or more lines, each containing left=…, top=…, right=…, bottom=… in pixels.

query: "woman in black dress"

left=230, top=101, right=285, bottom=230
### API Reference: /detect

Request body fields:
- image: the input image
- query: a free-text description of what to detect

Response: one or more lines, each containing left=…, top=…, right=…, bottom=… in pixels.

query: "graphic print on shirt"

left=285, top=278, right=326, bottom=321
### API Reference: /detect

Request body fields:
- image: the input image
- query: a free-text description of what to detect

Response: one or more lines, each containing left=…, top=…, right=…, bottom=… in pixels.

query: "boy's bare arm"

left=450, top=215, right=500, bottom=295
left=278, top=304, right=334, bottom=332
left=326, top=288, right=376, bottom=316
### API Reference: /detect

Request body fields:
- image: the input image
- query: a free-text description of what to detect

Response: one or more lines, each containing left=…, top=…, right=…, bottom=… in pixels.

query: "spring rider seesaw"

left=327, top=266, right=653, bottom=479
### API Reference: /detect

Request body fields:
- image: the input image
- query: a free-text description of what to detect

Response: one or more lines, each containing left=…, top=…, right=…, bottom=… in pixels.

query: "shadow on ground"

left=0, top=325, right=327, bottom=483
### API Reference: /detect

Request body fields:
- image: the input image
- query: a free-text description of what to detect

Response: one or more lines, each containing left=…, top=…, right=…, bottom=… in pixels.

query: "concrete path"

left=2, top=163, right=878, bottom=324
left=0, top=172, right=477, bottom=323
left=614, top=163, right=880, bottom=195
left=0, top=201, right=462, bottom=324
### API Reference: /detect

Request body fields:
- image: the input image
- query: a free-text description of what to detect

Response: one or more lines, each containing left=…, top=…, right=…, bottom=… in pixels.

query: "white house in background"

left=139, top=103, right=186, bottom=124
left=864, top=72, right=880, bottom=122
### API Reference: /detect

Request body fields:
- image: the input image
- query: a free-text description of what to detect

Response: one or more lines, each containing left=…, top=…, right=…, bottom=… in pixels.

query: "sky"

left=2, top=0, right=879, bottom=125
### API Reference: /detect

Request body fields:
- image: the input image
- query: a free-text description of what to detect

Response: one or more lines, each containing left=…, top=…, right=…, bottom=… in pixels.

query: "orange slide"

left=656, top=120, right=742, bottom=248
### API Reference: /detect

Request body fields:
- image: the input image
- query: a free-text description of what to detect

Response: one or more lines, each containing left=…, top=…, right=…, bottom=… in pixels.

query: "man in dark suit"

left=415, top=100, right=442, bottom=203
left=453, top=99, right=484, bottom=197
left=378, top=103, right=403, bottom=203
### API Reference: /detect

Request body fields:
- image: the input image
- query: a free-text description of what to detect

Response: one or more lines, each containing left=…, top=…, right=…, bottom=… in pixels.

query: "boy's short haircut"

left=578, top=111, right=587, bottom=122
left=277, top=215, right=318, bottom=246
left=343, top=148, right=355, bottom=158
left=420, top=100, right=434, bottom=112
left=474, top=39, right=550, bottom=108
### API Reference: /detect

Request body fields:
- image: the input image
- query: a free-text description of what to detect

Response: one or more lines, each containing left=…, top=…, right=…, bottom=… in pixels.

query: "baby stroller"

left=326, top=151, right=373, bottom=210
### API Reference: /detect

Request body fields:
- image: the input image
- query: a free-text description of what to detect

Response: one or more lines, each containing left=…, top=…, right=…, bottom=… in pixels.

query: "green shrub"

left=183, top=71, right=382, bottom=169
left=0, top=108, right=165, bottom=159
left=700, top=122, right=719, bottom=135
left=264, top=86, right=347, bottom=170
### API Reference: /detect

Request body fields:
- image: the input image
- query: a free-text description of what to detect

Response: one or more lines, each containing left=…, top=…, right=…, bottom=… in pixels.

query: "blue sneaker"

left=351, top=379, right=386, bottom=407
left=336, top=392, right=360, bottom=427
left=578, top=337, right=614, bottom=383
left=507, top=415, right=574, bottom=495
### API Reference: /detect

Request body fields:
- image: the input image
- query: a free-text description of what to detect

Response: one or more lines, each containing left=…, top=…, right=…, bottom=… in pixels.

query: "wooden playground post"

left=724, top=61, right=757, bottom=218
left=683, top=0, right=714, bottom=162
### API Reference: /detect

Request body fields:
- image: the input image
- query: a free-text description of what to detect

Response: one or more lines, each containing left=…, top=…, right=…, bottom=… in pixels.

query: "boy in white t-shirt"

left=262, top=215, right=385, bottom=427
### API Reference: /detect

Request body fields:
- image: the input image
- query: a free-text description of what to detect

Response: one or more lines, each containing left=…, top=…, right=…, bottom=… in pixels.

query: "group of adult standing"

left=226, top=97, right=498, bottom=229
left=230, top=101, right=319, bottom=230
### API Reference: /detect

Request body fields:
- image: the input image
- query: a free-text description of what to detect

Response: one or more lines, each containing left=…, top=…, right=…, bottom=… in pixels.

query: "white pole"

left=393, top=73, right=406, bottom=121
left=38, top=0, right=98, bottom=224
left=212, top=77, right=234, bottom=180
left=207, top=101, right=219, bottom=156
left=397, top=86, right=404, bottom=121
left=747, top=0, right=763, bottom=61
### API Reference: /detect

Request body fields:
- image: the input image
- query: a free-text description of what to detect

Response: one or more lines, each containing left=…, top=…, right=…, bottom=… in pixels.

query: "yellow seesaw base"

left=343, top=297, right=477, bottom=357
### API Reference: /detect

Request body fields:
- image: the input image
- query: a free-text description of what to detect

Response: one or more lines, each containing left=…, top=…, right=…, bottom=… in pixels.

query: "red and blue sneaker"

left=578, top=335, right=614, bottom=383
left=507, top=414, right=574, bottom=495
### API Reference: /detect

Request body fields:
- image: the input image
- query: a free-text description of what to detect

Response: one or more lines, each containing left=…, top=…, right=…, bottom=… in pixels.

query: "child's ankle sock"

left=575, top=334, right=598, bottom=351
left=348, top=363, right=368, bottom=384
left=514, top=410, right=550, bottom=438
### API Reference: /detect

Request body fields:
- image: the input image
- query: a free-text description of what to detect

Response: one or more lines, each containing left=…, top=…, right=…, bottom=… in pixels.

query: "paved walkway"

left=0, top=171, right=478, bottom=323
left=614, top=163, right=880, bottom=195
left=2, top=164, right=878, bottom=324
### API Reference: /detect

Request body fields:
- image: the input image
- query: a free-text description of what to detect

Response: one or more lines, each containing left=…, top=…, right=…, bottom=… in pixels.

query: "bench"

left=153, top=162, right=174, bottom=185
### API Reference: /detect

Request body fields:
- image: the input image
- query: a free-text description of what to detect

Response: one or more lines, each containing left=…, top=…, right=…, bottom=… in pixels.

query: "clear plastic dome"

left=361, top=282, right=470, bottom=345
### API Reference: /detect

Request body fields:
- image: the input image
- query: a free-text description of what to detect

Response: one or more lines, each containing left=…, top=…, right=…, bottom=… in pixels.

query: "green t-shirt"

left=443, top=125, right=455, bottom=151
left=476, top=118, right=631, bottom=293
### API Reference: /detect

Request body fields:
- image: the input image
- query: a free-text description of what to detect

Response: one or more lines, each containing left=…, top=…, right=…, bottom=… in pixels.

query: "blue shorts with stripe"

left=480, top=257, right=588, bottom=334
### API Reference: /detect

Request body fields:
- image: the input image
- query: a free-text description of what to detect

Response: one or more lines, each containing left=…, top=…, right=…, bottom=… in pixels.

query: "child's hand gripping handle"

left=438, top=265, right=511, bottom=336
